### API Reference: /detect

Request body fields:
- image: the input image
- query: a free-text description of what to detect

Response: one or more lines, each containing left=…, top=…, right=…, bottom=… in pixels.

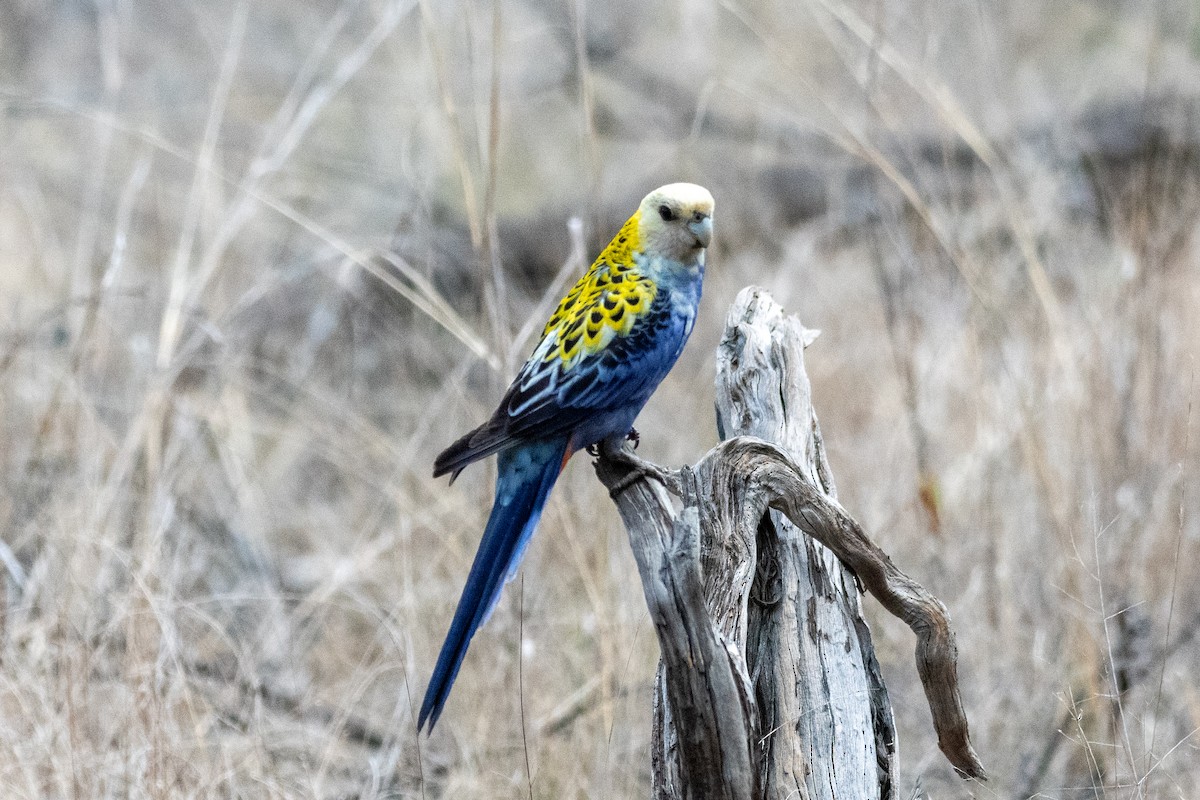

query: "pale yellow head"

left=635, top=183, right=715, bottom=263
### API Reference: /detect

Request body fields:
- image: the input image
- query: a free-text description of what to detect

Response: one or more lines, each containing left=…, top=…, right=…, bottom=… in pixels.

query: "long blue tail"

left=418, top=437, right=569, bottom=733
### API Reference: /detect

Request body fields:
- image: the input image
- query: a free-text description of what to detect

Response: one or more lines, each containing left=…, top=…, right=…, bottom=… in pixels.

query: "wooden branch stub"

left=595, top=452, right=757, bottom=800
left=593, top=287, right=985, bottom=798
left=717, top=287, right=896, bottom=799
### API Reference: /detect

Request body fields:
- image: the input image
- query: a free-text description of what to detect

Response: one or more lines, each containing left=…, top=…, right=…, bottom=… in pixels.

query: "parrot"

left=419, top=182, right=715, bottom=733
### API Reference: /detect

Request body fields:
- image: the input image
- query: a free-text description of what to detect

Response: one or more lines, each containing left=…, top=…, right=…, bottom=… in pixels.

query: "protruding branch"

left=694, top=436, right=987, bottom=780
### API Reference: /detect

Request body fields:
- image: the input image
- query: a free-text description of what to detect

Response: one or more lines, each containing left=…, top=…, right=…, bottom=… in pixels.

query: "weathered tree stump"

left=594, top=287, right=985, bottom=800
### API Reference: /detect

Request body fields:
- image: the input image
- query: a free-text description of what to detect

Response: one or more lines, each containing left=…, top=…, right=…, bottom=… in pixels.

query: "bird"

left=418, top=183, right=715, bottom=733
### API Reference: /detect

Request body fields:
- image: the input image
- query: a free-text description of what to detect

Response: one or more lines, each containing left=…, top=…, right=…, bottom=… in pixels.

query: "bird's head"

left=636, top=183, right=715, bottom=264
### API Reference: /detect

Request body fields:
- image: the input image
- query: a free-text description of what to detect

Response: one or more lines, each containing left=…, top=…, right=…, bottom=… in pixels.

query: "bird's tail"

left=418, top=437, right=570, bottom=733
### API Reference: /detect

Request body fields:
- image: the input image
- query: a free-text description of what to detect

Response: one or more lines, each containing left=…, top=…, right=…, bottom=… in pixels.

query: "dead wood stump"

left=594, top=286, right=985, bottom=800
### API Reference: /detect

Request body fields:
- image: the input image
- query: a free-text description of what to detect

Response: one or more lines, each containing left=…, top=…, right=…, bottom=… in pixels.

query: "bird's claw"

left=587, top=428, right=636, bottom=458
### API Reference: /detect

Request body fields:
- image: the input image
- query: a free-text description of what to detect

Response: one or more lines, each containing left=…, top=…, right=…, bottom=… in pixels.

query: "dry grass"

left=2, top=0, right=1199, bottom=797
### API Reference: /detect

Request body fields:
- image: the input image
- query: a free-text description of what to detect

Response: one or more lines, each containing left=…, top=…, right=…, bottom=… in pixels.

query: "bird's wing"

left=504, top=292, right=671, bottom=436
left=433, top=261, right=672, bottom=478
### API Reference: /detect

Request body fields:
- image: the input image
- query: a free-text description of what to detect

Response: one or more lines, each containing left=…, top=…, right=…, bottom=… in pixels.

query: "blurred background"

left=2, top=0, right=1199, bottom=797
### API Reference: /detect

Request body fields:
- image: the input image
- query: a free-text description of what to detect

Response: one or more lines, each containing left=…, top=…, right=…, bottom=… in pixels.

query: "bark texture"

left=594, top=287, right=985, bottom=799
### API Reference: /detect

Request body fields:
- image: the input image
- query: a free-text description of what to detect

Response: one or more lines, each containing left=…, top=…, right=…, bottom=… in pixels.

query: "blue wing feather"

left=432, top=292, right=684, bottom=478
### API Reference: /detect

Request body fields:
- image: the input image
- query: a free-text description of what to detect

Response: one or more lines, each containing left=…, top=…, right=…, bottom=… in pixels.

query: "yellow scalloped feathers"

left=542, top=211, right=658, bottom=368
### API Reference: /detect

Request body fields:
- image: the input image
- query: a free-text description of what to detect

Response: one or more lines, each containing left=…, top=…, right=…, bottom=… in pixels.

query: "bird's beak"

left=688, top=215, right=713, bottom=248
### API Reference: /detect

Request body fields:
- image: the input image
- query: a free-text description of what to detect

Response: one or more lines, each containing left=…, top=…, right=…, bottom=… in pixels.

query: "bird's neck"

left=639, top=250, right=704, bottom=291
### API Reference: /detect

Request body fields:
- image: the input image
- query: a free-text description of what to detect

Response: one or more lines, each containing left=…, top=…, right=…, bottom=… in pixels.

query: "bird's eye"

left=658, top=204, right=674, bottom=222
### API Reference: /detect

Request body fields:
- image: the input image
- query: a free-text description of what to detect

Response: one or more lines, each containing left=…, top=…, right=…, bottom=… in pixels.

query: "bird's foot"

left=595, top=437, right=681, bottom=498
left=588, top=428, right=638, bottom=457
left=588, top=424, right=643, bottom=455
